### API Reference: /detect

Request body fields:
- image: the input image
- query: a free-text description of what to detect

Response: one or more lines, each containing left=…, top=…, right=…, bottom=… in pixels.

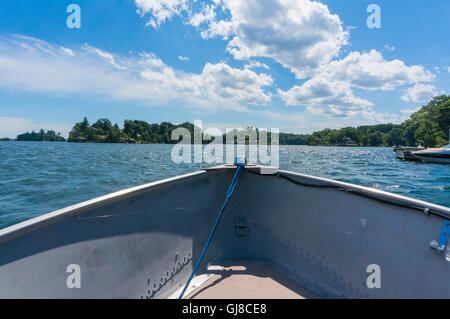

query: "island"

left=11, top=95, right=450, bottom=148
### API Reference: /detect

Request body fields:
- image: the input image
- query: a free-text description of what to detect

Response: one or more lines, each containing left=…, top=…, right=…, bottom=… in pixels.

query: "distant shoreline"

left=0, top=140, right=396, bottom=147
left=6, top=95, right=450, bottom=148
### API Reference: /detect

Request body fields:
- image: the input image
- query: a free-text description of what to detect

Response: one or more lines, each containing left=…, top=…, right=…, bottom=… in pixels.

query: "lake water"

left=1, top=141, right=449, bottom=229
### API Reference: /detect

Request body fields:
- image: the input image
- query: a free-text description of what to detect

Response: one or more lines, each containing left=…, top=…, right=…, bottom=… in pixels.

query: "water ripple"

left=0, top=142, right=449, bottom=229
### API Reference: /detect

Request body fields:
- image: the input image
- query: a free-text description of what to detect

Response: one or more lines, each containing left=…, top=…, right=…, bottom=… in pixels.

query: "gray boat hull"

left=0, top=165, right=449, bottom=298
left=413, top=155, right=450, bottom=164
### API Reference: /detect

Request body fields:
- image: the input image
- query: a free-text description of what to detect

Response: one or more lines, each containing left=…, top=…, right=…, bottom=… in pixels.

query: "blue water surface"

left=0, top=142, right=449, bottom=229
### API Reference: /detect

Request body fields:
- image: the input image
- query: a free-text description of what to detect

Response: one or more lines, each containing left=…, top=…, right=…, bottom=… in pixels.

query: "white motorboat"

left=413, top=144, right=450, bottom=164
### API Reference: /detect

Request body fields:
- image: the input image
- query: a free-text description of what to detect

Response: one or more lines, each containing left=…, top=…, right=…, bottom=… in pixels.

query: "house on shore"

left=342, top=137, right=358, bottom=146
left=71, top=136, right=88, bottom=143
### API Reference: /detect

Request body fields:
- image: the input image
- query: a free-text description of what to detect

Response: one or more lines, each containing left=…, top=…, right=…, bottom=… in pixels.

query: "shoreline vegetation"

left=4, top=95, right=449, bottom=147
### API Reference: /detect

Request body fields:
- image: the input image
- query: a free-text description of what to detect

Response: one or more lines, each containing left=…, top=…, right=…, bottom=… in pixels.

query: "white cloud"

left=132, top=0, right=437, bottom=123
left=401, top=83, right=440, bottom=103
left=244, top=61, right=270, bottom=70
left=448, top=67, right=450, bottom=73
left=85, top=45, right=127, bottom=70
left=278, top=49, right=435, bottom=119
left=0, top=35, right=272, bottom=110
left=200, top=0, right=349, bottom=79
left=0, top=117, right=72, bottom=139
left=135, top=0, right=188, bottom=28
left=136, top=0, right=348, bottom=79
left=60, top=46, right=74, bottom=56
left=188, top=3, right=216, bottom=27
left=178, top=55, right=189, bottom=61
left=133, top=0, right=438, bottom=122
left=400, top=107, right=420, bottom=117
left=278, top=76, right=373, bottom=117
left=320, top=50, right=434, bottom=91
left=193, top=62, right=273, bottom=104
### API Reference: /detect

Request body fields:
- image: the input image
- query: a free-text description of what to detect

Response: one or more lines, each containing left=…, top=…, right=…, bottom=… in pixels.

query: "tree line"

left=292, top=95, right=449, bottom=147
left=67, top=118, right=198, bottom=144
left=16, top=129, right=66, bottom=142
left=11, top=95, right=449, bottom=147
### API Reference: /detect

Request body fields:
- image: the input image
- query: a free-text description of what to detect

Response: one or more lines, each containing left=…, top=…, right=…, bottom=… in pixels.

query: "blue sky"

left=0, top=0, right=448, bottom=138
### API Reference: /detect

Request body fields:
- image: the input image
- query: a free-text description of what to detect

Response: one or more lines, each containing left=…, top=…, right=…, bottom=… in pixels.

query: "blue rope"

left=178, top=163, right=245, bottom=299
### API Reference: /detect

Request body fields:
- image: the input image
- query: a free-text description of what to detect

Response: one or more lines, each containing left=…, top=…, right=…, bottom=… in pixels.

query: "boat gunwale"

left=0, top=170, right=207, bottom=243
left=1, top=164, right=449, bottom=244
left=209, top=164, right=450, bottom=218
left=276, top=169, right=450, bottom=219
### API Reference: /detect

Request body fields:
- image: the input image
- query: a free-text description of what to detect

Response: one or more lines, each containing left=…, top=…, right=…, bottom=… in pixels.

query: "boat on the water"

left=393, top=144, right=424, bottom=161
left=412, top=144, right=450, bottom=164
left=0, top=164, right=449, bottom=299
